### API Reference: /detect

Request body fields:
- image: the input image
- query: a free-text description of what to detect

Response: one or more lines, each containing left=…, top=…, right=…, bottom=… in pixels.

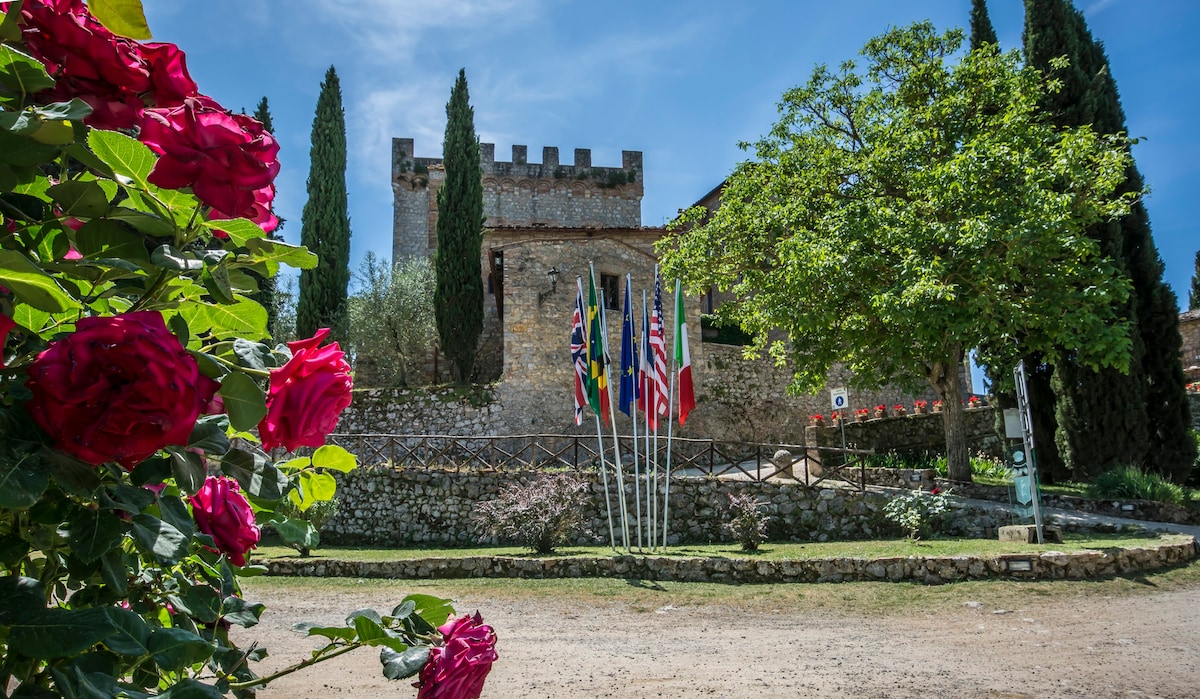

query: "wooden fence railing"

left=324, top=433, right=873, bottom=490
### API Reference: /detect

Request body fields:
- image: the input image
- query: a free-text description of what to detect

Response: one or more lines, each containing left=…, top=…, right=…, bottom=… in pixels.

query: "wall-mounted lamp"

left=537, top=266, right=560, bottom=306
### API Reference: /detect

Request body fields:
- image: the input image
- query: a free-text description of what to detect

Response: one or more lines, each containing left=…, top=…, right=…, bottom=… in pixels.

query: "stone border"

left=258, top=537, right=1197, bottom=585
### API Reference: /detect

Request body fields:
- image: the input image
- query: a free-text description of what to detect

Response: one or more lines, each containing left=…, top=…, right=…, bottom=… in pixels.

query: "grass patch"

left=251, top=532, right=1184, bottom=564
left=240, top=555, right=1200, bottom=618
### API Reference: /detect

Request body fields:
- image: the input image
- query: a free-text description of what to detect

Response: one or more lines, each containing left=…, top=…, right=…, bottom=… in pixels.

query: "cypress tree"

left=296, top=66, right=352, bottom=345
left=251, top=96, right=282, bottom=340
left=1024, top=0, right=1195, bottom=480
left=434, top=68, right=484, bottom=384
left=969, top=0, right=998, bottom=51
left=1190, top=249, right=1200, bottom=311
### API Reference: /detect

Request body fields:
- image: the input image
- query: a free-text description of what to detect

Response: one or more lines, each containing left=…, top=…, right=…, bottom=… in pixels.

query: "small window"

left=600, top=274, right=619, bottom=311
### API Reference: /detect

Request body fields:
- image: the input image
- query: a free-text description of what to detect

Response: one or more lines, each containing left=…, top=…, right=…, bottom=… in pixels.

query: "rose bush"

left=416, top=612, right=499, bottom=699
left=190, top=476, right=260, bottom=566
left=24, top=310, right=218, bottom=468
left=0, top=1, right=486, bottom=697
left=260, top=327, right=353, bottom=452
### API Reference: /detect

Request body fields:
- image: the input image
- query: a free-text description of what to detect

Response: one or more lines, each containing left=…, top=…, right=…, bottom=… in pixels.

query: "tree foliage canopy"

left=660, top=23, right=1137, bottom=480
left=349, top=252, right=436, bottom=387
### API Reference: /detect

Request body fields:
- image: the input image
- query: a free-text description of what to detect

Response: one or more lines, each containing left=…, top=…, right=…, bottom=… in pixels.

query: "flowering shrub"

left=883, top=489, right=952, bottom=540
left=0, top=2, right=487, bottom=696
left=724, top=491, right=769, bottom=551
left=913, top=399, right=927, bottom=410
left=475, top=472, right=589, bottom=553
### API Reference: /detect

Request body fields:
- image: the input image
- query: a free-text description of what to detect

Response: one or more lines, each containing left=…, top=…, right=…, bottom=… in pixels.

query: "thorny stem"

left=226, top=642, right=361, bottom=691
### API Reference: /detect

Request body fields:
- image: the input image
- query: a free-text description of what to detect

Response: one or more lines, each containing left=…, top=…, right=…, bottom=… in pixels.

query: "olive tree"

left=349, top=252, right=436, bottom=387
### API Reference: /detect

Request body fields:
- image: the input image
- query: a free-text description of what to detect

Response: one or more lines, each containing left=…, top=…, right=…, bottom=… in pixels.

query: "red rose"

left=25, top=310, right=218, bottom=468
left=258, top=328, right=352, bottom=452
left=0, top=314, right=15, bottom=366
left=415, top=612, right=498, bottom=699
left=140, top=96, right=281, bottom=232
left=14, top=0, right=199, bottom=130
left=190, top=476, right=260, bottom=566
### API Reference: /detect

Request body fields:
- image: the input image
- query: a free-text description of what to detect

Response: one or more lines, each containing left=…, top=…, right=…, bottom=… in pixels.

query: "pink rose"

left=190, top=476, right=260, bottom=566
left=13, top=0, right=198, bottom=130
left=140, top=96, right=281, bottom=232
left=25, top=310, right=218, bottom=468
left=415, top=612, right=498, bottom=699
left=259, top=328, right=352, bottom=452
left=0, top=314, right=15, bottom=366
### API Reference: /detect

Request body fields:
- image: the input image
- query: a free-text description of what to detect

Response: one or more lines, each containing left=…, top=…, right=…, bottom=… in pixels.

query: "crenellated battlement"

left=392, top=137, right=644, bottom=261
left=393, top=138, right=642, bottom=187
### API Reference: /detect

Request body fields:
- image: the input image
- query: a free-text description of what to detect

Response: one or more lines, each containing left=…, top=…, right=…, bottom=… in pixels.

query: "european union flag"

left=618, top=273, right=638, bottom=416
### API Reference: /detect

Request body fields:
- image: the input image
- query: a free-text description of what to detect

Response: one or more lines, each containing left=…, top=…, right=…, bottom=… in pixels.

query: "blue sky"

left=144, top=0, right=1199, bottom=305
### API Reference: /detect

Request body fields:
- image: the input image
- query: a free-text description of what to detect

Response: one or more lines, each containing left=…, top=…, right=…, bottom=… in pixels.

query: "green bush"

left=724, top=492, right=769, bottom=551
left=1088, top=465, right=1185, bottom=506
left=883, top=489, right=952, bottom=540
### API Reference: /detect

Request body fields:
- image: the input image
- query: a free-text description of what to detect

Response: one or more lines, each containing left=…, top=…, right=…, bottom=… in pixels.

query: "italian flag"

left=674, top=279, right=695, bottom=424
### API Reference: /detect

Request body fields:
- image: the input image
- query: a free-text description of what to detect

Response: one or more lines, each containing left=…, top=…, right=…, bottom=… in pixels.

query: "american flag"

left=570, top=278, right=588, bottom=425
left=646, top=268, right=669, bottom=430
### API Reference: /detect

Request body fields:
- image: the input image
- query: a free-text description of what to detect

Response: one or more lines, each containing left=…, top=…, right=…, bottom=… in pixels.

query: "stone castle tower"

left=391, top=138, right=643, bottom=260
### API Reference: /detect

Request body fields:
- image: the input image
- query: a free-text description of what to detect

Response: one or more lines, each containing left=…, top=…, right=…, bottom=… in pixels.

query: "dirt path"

left=231, top=576, right=1200, bottom=699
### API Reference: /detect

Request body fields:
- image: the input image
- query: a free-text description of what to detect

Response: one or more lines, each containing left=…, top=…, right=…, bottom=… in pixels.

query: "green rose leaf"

left=99, top=549, right=129, bottom=597
left=48, top=180, right=111, bottom=218
left=171, top=584, right=221, bottom=624
left=0, top=576, right=46, bottom=625
left=220, top=595, right=265, bottom=628
left=88, top=0, right=152, bottom=39
left=0, top=249, right=82, bottom=312
left=167, top=448, right=203, bottom=497
left=9, top=608, right=116, bottom=658
left=350, top=613, right=388, bottom=644
left=151, top=244, right=203, bottom=271
left=404, top=594, right=455, bottom=631
left=389, top=601, right=416, bottom=620
left=219, top=449, right=288, bottom=500
left=380, top=646, right=429, bottom=681
left=0, top=130, right=58, bottom=166
left=0, top=45, right=55, bottom=95
left=148, top=627, right=215, bottom=671
left=0, top=534, right=32, bottom=567
left=245, top=237, right=318, bottom=270
left=231, top=337, right=285, bottom=371
left=33, top=99, right=95, bottom=122
left=130, top=455, right=172, bottom=487
left=158, top=678, right=224, bottom=699
left=158, top=494, right=195, bottom=541
left=179, top=298, right=268, bottom=341
left=88, top=130, right=155, bottom=189
left=0, top=452, right=50, bottom=509
left=0, top=191, right=47, bottom=221
left=219, top=371, right=267, bottom=433
left=130, top=513, right=189, bottom=565
left=75, top=219, right=151, bottom=262
left=268, top=516, right=318, bottom=552
left=102, top=606, right=151, bottom=656
left=205, top=218, right=266, bottom=247
left=288, top=470, right=337, bottom=512
left=187, top=414, right=232, bottom=456
left=292, top=622, right=355, bottom=642
left=67, top=507, right=122, bottom=563
left=312, top=445, right=357, bottom=473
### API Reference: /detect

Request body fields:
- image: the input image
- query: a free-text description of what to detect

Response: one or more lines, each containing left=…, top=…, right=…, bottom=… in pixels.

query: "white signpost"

left=830, top=387, right=849, bottom=451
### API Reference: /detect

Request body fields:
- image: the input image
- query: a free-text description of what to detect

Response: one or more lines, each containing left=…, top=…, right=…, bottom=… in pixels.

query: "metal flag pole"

left=641, top=289, right=655, bottom=552
left=662, top=278, right=682, bottom=549
left=597, top=280, right=630, bottom=552
left=626, top=273, right=644, bottom=552
left=582, top=273, right=617, bottom=550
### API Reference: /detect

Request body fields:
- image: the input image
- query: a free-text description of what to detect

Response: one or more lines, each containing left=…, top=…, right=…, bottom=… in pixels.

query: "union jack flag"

left=571, top=278, right=588, bottom=425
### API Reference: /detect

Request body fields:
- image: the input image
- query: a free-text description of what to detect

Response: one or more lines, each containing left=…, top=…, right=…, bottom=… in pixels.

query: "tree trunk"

left=928, top=347, right=971, bottom=482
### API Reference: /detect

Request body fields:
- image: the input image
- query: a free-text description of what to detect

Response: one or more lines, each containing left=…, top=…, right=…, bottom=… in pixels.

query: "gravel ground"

left=232, top=578, right=1200, bottom=699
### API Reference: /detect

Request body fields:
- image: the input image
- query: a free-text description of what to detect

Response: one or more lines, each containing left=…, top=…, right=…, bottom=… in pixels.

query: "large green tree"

left=660, top=23, right=1136, bottom=482
left=296, top=66, right=352, bottom=345
left=434, top=68, right=484, bottom=384
left=1024, top=0, right=1195, bottom=481
left=349, top=252, right=436, bottom=387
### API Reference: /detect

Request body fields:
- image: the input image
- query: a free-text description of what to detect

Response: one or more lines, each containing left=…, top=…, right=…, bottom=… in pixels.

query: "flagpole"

left=596, top=273, right=630, bottom=552
left=641, top=289, right=654, bottom=552
left=662, top=280, right=682, bottom=549
left=593, top=411, right=616, bottom=550
left=582, top=274, right=617, bottom=550
left=626, top=274, right=644, bottom=552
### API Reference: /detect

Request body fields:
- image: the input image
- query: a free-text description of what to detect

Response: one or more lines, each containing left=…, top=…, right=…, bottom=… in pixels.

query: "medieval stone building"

left=391, top=138, right=941, bottom=442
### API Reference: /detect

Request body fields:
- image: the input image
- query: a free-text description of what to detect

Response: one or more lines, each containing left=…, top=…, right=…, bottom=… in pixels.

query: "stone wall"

left=806, top=407, right=1001, bottom=458
left=1189, top=391, right=1200, bottom=431
left=261, top=539, right=1197, bottom=585
left=324, top=466, right=1066, bottom=548
left=1180, top=310, right=1199, bottom=382
left=336, top=387, right=507, bottom=436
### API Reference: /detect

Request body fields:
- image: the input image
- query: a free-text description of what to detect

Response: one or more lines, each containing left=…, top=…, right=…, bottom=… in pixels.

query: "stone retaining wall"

left=323, top=466, right=1137, bottom=548
left=261, top=537, right=1196, bottom=585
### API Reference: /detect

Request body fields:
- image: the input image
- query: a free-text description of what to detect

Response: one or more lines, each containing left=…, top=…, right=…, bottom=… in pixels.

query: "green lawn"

left=252, top=532, right=1186, bottom=563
